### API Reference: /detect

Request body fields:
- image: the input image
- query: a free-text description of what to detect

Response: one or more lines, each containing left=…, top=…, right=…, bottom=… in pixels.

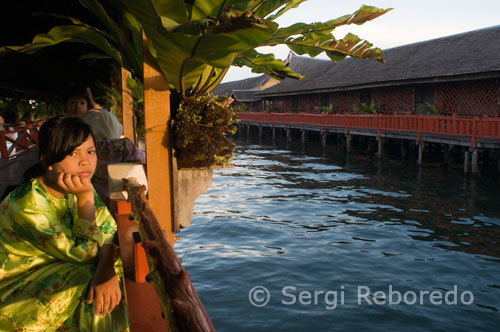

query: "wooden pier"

left=237, top=112, right=500, bottom=174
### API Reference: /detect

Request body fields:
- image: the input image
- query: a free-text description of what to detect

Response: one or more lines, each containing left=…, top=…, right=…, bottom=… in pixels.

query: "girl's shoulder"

left=5, top=179, right=54, bottom=213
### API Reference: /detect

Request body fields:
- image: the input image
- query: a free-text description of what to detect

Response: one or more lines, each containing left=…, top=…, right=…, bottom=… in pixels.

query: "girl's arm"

left=87, top=244, right=122, bottom=316
left=59, top=173, right=122, bottom=315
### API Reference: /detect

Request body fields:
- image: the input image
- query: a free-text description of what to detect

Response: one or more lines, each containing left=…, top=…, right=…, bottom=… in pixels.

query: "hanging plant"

left=173, top=95, right=237, bottom=168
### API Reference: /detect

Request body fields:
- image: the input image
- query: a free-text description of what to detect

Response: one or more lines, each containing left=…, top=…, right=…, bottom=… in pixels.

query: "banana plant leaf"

left=0, top=0, right=391, bottom=97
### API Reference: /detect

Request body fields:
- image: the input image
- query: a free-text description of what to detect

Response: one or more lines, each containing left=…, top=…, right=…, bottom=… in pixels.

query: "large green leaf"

left=0, top=25, right=122, bottom=63
left=79, top=0, right=142, bottom=76
left=268, top=5, right=391, bottom=45
left=152, top=0, right=187, bottom=23
left=286, top=32, right=384, bottom=62
left=233, top=49, right=303, bottom=80
left=263, top=0, right=308, bottom=20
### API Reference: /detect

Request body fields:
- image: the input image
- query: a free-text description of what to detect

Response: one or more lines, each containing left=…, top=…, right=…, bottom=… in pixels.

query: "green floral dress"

left=0, top=178, right=130, bottom=331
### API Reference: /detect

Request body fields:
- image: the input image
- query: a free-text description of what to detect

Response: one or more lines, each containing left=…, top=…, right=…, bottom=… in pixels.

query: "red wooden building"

left=216, top=25, right=500, bottom=117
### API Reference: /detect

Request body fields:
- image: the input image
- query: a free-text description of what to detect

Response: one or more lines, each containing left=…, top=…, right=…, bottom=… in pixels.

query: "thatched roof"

left=231, top=90, right=260, bottom=102
left=213, top=74, right=271, bottom=96
left=213, top=54, right=331, bottom=97
left=258, top=25, right=500, bottom=97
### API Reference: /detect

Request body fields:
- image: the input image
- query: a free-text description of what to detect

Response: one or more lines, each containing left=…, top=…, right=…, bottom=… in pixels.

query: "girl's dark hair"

left=23, top=115, right=95, bottom=180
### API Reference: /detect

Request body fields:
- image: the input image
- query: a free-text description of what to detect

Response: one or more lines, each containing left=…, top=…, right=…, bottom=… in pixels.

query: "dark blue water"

left=176, top=139, right=500, bottom=331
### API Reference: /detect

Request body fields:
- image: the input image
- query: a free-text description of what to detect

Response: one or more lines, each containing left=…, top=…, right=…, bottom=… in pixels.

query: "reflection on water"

left=176, top=138, right=500, bottom=331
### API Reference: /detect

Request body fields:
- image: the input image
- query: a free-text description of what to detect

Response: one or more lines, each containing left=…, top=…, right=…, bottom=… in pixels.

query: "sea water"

left=176, top=139, right=500, bottom=331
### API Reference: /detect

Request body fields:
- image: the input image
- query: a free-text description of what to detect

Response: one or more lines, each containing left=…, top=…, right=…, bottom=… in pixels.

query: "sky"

left=221, top=0, right=499, bottom=82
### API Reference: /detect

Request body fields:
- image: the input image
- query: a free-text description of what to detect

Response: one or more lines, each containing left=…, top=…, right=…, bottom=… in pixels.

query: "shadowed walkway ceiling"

left=0, top=0, right=116, bottom=96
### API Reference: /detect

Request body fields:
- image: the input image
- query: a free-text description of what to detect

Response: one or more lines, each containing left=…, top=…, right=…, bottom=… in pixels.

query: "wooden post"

left=471, top=149, right=480, bottom=174
left=346, top=134, right=352, bottom=153
left=442, top=144, right=452, bottom=167
left=258, top=124, right=263, bottom=138
left=377, top=138, right=384, bottom=159
left=496, top=150, right=500, bottom=173
left=401, top=140, right=408, bottom=159
left=286, top=128, right=291, bottom=142
left=464, top=150, right=471, bottom=174
left=143, top=46, right=175, bottom=244
left=272, top=126, right=276, bottom=140
left=301, top=129, right=307, bottom=144
left=121, top=67, right=135, bottom=141
left=321, top=133, right=327, bottom=147
left=417, top=141, right=424, bottom=165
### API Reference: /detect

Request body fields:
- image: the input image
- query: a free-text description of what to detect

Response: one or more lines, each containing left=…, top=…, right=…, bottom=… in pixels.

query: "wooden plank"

left=121, top=67, right=135, bottom=141
left=143, top=41, right=175, bottom=244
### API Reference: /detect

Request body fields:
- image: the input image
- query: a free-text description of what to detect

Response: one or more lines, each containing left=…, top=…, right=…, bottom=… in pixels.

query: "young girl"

left=0, top=116, right=129, bottom=331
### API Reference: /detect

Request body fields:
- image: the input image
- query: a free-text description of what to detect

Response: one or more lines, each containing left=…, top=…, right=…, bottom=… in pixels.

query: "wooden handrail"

left=123, top=178, right=216, bottom=332
left=0, top=122, right=41, bottom=159
left=237, top=112, right=500, bottom=142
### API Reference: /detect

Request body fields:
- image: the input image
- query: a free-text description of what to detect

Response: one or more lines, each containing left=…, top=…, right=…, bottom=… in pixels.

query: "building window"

left=360, top=89, right=371, bottom=104
left=320, top=93, right=330, bottom=107
left=292, top=95, right=299, bottom=113
left=414, top=85, right=435, bottom=114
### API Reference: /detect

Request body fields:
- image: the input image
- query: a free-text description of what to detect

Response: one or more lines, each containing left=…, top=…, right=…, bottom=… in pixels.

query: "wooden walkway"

left=237, top=112, right=500, bottom=174
left=0, top=147, right=38, bottom=198
left=237, top=112, right=500, bottom=148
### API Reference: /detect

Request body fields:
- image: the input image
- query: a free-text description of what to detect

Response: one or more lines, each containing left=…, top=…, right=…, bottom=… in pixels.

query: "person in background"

left=64, top=86, right=123, bottom=140
left=0, top=115, right=130, bottom=331
left=63, top=86, right=145, bottom=207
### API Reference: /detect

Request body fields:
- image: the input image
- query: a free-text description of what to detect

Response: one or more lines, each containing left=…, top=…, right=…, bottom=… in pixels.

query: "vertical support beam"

left=246, top=124, right=250, bottom=137
left=442, top=144, right=452, bottom=167
left=377, top=138, right=384, bottom=159
left=471, top=149, right=479, bottom=174
left=143, top=49, right=174, bottom=244
left=321, top=133, right=327, bottom=147
left=464, top=150, right=471, bottom=174
left=496, top=150, right=500, bottom=173
left=417, top=141, right=424, bottom=165
left=401, top=140, right=408, bottom=159
left=121, top=67, right=135, bottom=141
left=301, top=129, right=307, bottom=144
left=346, top=134, right=352, bottom=153
left=258, top=124, right=263, bottom=138
left=272, top=126, right=276, bottom=140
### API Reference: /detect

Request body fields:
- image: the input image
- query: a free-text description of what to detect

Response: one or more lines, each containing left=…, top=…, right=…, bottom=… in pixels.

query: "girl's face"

left=46, top=135, right=97, bottom=183
left=65, top=97, right=88, bottom=116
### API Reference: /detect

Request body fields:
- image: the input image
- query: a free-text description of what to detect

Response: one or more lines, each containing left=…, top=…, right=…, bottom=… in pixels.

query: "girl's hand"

left=56, top=172, right=93, bottom=199
left=88, top=266, right=122, bottom=316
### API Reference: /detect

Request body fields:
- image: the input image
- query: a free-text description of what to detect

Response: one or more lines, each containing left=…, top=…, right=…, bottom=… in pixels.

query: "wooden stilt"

left=401, top=140, right=408, bottom=159
left=442, top=144, right=452, bottom=167
left=367, top=138, right=373, bottom=155
left=258, top=125, right=263, bottom=138
left=302, top=130, right=307, bottom=144
left=471, top=149, right=480, bottom=174
left=464, top=150, right=471, bottom=174
left=272, top=126, right=276, bottom=140
left=286, top=128, right=291, bottom=142
left=346, top=134, right=352, bottom=153
left=322, top=133, right=327, bottom=147
left=377, top=138, right=384, bottom=159
left=417, top=141, right=424, bottom=165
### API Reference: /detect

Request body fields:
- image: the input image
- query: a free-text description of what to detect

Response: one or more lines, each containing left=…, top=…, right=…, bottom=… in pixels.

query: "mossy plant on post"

left=174, top=95, right=237, bottom=168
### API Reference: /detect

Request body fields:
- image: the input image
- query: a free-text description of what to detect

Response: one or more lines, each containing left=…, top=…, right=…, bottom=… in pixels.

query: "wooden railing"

left=0, top=122, right=41, bottom=159
left=237, top=112, right=500, bottom=146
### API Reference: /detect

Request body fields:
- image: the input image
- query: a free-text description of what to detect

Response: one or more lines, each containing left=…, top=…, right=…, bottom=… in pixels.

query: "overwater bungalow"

left=219, top=26, right=500, bottom=174
left=217, top=25, right=500, bottom=116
